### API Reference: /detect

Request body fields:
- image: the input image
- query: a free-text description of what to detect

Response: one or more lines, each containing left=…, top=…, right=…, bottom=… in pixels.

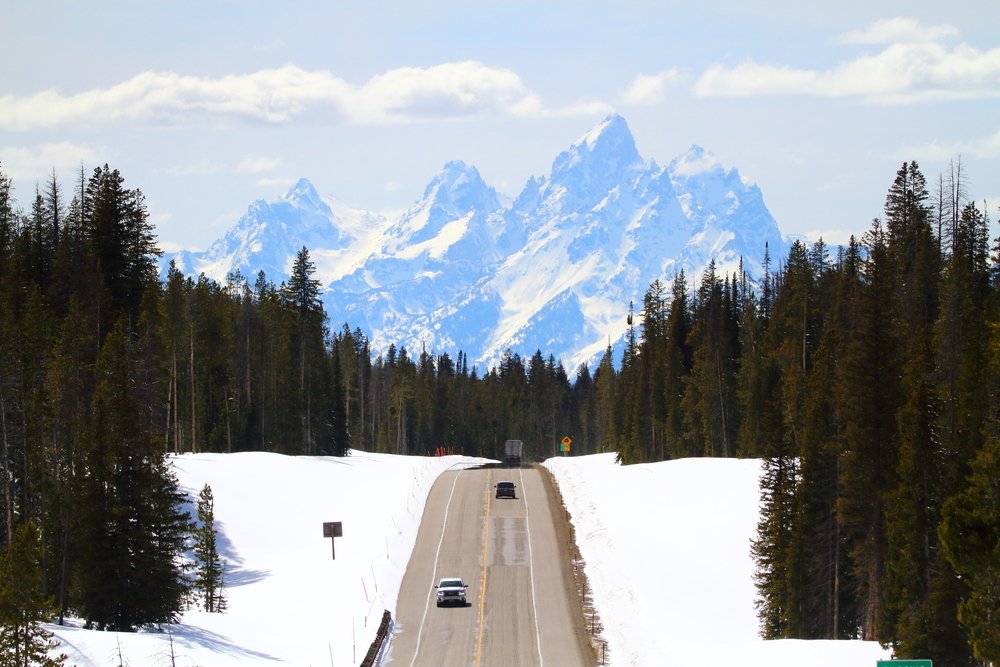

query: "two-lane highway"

left=386, top=466, right=590, bottom=666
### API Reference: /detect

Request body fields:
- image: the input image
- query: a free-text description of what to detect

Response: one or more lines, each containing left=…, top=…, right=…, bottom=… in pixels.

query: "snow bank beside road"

left=545, top=453, right=891, bottom=667
left=47, top=450, right=890, bottom=666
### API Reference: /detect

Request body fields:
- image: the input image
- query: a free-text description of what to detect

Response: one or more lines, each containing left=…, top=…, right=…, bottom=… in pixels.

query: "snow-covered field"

left=544, top=453, right=891, bottom=666
left=47, top=451, right=890, bottom=666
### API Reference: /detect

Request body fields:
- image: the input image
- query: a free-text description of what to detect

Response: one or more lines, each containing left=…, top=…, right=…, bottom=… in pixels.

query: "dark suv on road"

left=495, top=481, right=516, bottom=499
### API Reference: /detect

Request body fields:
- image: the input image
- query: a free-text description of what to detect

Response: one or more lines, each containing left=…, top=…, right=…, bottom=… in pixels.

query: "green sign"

left=877, top=660, right=932, bottom=667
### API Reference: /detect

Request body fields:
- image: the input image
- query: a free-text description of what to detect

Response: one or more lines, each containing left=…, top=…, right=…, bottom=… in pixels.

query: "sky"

left=45, top=450, right=891, bottom=666
left=2, top=1, right=999, bottom=252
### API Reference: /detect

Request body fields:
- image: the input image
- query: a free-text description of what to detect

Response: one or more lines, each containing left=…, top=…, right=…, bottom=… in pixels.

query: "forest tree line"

left=0, top=160, right=998, bottom=664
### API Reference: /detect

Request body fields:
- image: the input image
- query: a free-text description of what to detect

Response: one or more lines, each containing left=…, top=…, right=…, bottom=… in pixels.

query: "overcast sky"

left=2, top=1, right=998, bottom=251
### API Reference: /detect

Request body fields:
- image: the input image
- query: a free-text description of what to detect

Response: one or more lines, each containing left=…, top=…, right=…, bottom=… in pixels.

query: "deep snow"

left=45, top=451, right=891, bottom=666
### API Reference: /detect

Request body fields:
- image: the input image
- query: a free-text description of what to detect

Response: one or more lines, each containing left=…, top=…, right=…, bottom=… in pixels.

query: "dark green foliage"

left=192, top=484, right=226, bottom=613
left=682, top=261, right=739, bottom=457
left=0, top=520, right=67, bottom=666
left=73, top=323, right=192, bottom=630
left=939, top=308, right=1000, bottom=665
left=743, top=162, right=997, bottom=665
left=751, top=454, right=800, bottom=637
left=663, top=271, right=694, bottom=458
left=84, top=165, right=161, bottom=320
left=0, top=165, right=199, bottom=635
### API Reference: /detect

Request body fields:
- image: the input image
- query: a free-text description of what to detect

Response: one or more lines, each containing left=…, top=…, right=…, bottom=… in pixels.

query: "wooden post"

left=323, top=521, right=343, bottom=559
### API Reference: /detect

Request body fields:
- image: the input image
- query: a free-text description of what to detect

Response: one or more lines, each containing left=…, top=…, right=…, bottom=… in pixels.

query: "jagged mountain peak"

left=576, top=113, right=634, bottom=152
left=669, top=145, right=722, bottom=176
left=162, top=115, right=788, bottom=371
left=382, top=161, right=503, bottom=252
left=283, top=177, right=323, bottom=207
left=419, top=160, right=494, bottom=211
left=668, top=145, right=754, bottom=191
left=550, top=113, right=643, bottom=183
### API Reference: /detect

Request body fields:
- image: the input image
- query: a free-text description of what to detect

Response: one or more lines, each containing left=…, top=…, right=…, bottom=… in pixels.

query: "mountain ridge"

left=162, top=114, right=788, bottom=371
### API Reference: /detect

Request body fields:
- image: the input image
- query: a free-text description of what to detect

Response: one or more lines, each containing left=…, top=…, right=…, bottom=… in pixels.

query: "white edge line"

left=407, top=468, right=464, bottom=667
left=521, top=467, right=545, bottom=666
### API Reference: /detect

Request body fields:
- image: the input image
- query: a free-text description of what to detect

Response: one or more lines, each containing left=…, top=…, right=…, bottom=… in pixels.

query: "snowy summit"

left=162, top=115, right=788, bottom=371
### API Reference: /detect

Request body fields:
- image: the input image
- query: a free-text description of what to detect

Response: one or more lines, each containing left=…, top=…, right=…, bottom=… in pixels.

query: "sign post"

left=560, top=436, right=572, bottom=455
left=323, top=521, right=343, bottom=559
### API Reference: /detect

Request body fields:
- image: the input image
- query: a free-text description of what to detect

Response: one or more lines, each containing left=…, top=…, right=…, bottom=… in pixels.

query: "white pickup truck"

left=435, top=577, right=468, bottom=607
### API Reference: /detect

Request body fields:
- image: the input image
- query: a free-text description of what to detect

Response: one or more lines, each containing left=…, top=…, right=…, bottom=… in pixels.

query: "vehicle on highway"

left=495, top=480, right=517, bottom=499
left=435, top=578, right=468, bottom=607
left=503, top=439, right=523, bottom=467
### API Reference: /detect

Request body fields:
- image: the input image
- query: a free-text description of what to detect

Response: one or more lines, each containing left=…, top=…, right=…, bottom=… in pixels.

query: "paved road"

left=385, top=466, right=590, bottom=667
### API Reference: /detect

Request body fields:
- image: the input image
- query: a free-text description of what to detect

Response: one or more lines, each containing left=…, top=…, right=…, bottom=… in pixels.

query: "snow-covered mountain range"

left=163, top=114, right=788, bottom=371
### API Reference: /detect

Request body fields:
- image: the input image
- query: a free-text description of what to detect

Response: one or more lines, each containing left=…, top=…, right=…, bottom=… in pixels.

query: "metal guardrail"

left=360, top=610, right=393, bottom=667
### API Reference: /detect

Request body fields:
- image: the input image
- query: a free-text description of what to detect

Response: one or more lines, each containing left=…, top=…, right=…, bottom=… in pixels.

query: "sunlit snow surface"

left=47, top=451, right=890, bottom=666
left=545, top=453, right=891, bottom=666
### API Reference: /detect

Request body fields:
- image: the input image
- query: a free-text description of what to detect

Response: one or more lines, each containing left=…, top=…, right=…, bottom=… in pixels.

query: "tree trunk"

left=190, top=323, right=197, bottom=453
left=1, top=381, right=11, bottom=546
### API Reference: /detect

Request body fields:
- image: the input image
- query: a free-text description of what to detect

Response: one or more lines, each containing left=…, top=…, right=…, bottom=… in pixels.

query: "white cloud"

left=622, top=69, right=685, bottom=106
left=157, top=239, right=187, bottom=253
left=0, top=62, right=608, bottom=130
left=899, top=128, right=1000, bottom=161
left=253, top=39, right=286, bottom=53
left=166, top=160, right=227, bottom=176
left=839, top=17, right=960, bottom=45
left=255, top=175, right=296, bottom=188
left=166, top=155, right=279, bottom=177
left=238, top=155, right=280, bottom=173
left=0, top=141, right=99, bottom=183
left=695, top=19, right=1000, bottom=104
left=696, top=61, right=817, bottom=97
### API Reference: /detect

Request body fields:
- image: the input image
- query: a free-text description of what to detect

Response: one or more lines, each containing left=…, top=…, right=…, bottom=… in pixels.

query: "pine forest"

left=0, top=159, right=998, bottom=665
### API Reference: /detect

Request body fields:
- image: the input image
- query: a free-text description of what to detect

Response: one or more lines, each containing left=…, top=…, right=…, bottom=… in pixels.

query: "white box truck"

left=503, top=439, right=523, bottom=467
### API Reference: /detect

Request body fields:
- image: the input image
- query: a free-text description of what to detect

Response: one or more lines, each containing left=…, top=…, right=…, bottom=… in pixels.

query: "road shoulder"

left=536, top=464, right=602, bottom=663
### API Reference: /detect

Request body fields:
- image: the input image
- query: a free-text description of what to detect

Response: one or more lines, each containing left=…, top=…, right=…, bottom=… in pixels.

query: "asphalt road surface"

left=385, top=466, right=591, bottom=666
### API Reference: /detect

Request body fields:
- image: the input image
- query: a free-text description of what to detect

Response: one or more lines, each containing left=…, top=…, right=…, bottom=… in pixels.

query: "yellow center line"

left=475, top=469, right=492, bottom=666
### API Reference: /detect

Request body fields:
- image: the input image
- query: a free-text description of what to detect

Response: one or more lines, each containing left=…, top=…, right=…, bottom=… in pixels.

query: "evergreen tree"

left=0, top=163, right=15, bottom=264
left=939, top=435, right=1000, bottom=665
left=590, top=344, right=618, bottom=456
left=682, top=261, right=738, bottom=457
left=570, top=363, right=596, bottom=455
left=192, top=484, right=226, bottom=613
left=83, top=164, right=161, bottom=324
left=44, top=169, right=63, bottom=251
left=0, top=520, right=67, bottom=667
left=42, top=297, right=98, bottom=623
left=283, top=247, right=328, bottom=454
left=639, top=280, right=669, bottom=460
left=663, top=271, right=693, bottom=458
left=938, top=275, right=1000, bottom=665
left=752, top=442, right=801, bottom=638
left=735, top=265, right=778, bottom=459
left=879, top=160, right=974, bottom=661
left=792, top=243, right=855, bottom=639
left=73, top=322, right=190, bottom=630
left=836, top=220, right=899, bottom=640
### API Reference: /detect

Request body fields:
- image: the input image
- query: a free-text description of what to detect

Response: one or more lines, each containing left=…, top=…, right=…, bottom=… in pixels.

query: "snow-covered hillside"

left=161, top=114, right=788, bottom=371
left=46, top=452, right=888, bottom=666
